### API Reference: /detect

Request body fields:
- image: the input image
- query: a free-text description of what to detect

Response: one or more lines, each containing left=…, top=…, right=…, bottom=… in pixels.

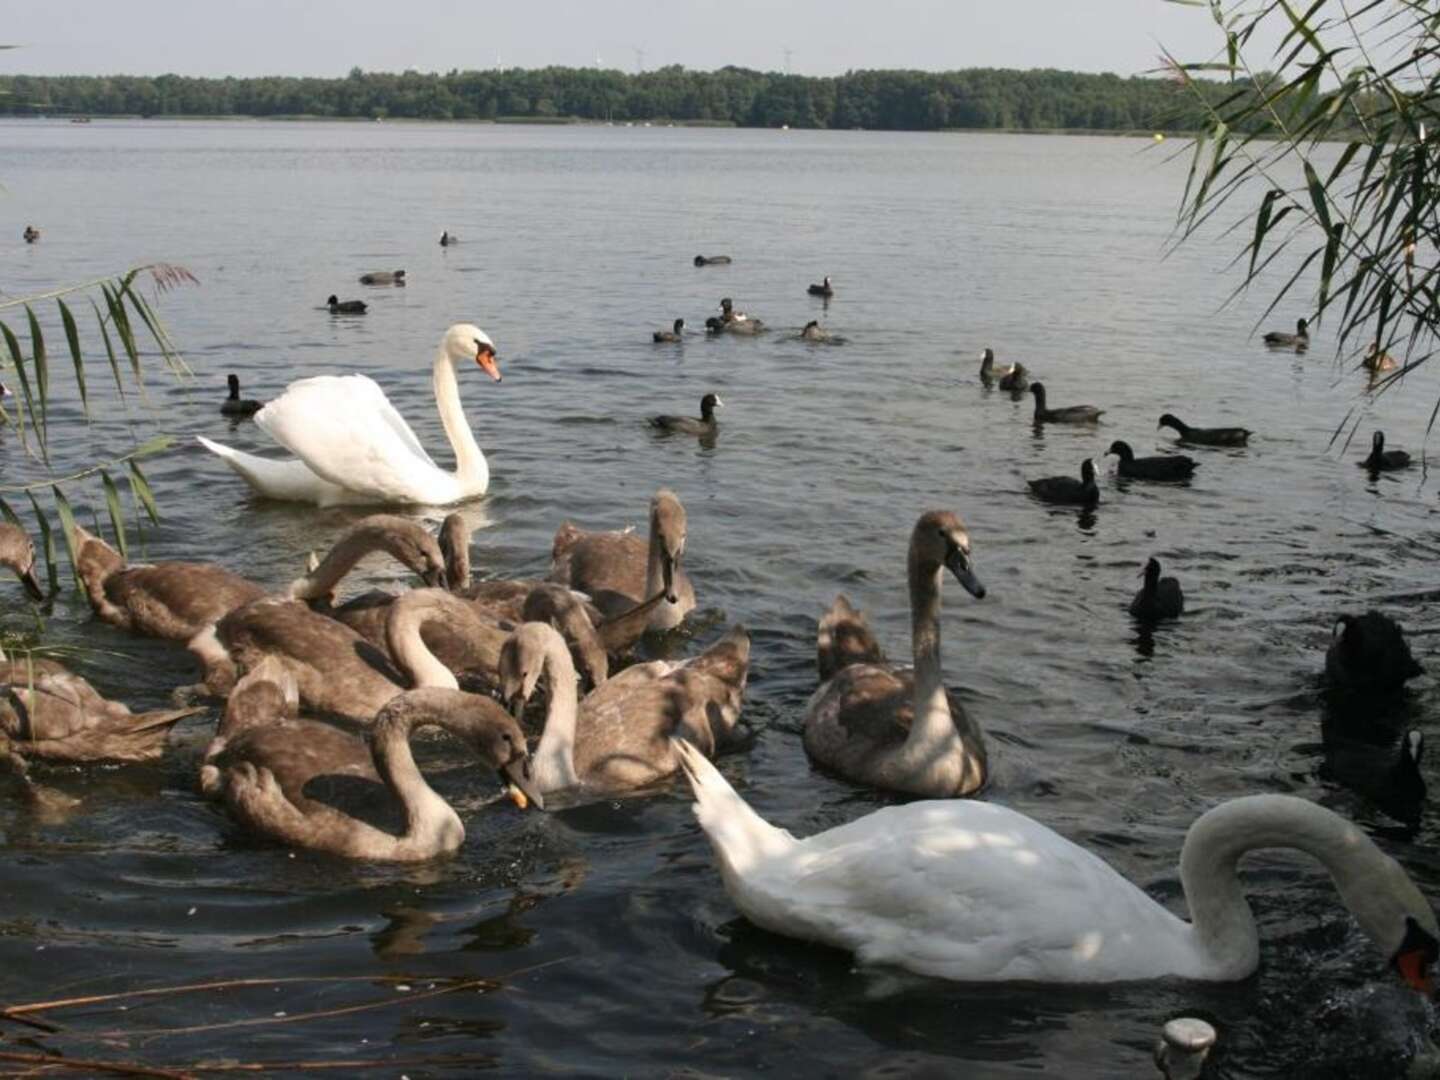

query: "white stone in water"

left=1155, top=1017, right=1217, bottom=1079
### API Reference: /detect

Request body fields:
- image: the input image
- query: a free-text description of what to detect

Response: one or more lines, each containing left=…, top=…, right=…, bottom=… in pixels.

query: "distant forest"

left=0, top=65, right=1240, bottom=131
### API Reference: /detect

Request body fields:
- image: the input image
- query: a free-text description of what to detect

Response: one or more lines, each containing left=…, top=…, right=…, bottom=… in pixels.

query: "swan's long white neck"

left=532, top=630, right=581, bottom=792
left=1177, top=794, right=1425, bottom=979
left=433, top=345, right=488, bottom=492
left=899, top=552, right=960, bottom=769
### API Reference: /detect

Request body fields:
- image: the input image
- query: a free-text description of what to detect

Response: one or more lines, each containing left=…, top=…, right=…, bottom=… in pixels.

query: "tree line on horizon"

left=0, top=64, right=1243, bottom=131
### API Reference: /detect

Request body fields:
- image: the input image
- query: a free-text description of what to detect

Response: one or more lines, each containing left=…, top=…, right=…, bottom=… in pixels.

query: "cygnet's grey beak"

left=945, top=544, right=985, bottom=599
left=500, top=753, right=544, bottom=811
left=20, top=562, right=45, bottom=602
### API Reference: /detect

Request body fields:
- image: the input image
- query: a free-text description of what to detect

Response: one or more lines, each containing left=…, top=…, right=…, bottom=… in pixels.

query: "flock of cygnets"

left=1, top=279, right=1436, bottom=1000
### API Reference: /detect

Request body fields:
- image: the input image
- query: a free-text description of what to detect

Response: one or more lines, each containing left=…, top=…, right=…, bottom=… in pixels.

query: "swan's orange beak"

left=1397, top=947, right=1435, bottom=996
left=475, top=345, right=501, bottom=383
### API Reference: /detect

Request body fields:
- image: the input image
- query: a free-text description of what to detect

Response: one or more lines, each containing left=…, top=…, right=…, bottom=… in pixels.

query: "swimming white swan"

left=673, top=739, right=1440, bottom=990
left=197, top=323, right=501, bottom=507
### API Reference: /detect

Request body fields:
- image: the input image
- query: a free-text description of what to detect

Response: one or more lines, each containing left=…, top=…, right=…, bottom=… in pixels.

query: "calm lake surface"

left=2, top=119, right=1438, bottom=1077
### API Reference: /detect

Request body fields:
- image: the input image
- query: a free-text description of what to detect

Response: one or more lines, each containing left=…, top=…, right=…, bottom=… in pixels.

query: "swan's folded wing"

left=256, top=375, right=439, bottom=499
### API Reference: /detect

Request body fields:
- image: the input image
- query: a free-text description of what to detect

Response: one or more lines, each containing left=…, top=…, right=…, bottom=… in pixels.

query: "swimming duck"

left=1108, top=440, right=1198, bottom=481
left=0, top=644, right=201, bottom=763
left=1129, top=557, right=1184, bottom=621
left=653, top=318, right=685, bottom=343
left=358, top=270, right=406, bottom=285
left=0, top=523, right=46, bottom=601
left=1319, top=724, right=1426, bottom=826
left=651, top=393, right=722, bottom=437
left=439, top=231, right=457, bottom=247
left=799, top=320, right=839, bottom=343
left=1157, top=413, right=1252, bottom=447
left=1028, top=458, right=1100, bottom=507
left=549, top=488, right=696, bottom=636
left=1360, top=430, right=1410, bottom=472
left=998, top=362, right=1029, bottom=393
left=221, top=373, right=263, bottom=417
left=22, top=226, right=39, bottom=244
left=207, top=674, right=540, bottom=861
left=1029, top=382, right=1103, bottom=424
left=978, top=348, right=998, bottom=385
left=694, top=255, right=732, bottom=266
left=1364, top=342, right=1400, bottom=373
left=675, top=743, right=1440, bottom=990
left=327, top=295, right=367, bottom=315
left=500, top=620, right=749, bottom=798
left=1264, top=317, right=1309, bottom=349
left=807, top=276, right=834, bottom=297
left=1325, top=611, right=1423, bottom=695
left=803, top=510, right=987, bottom=798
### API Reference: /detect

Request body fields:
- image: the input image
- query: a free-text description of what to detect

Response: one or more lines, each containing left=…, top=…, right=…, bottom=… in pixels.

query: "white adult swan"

left=674, top=739, right=1440, bottom=991
left=197, top=323, right=501, bottom=506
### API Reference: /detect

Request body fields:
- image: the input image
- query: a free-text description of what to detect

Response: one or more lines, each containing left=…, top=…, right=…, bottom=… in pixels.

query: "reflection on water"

left=0, top=120, right=1438, bottom=1075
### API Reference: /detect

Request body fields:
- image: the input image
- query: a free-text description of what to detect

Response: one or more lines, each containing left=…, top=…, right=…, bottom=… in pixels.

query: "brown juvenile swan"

left=213, top=683, right=540, bottom=861
left=0, top=523, right=46, bottom=601
left=500, top=621, right=750, bottom=797
left=803, top=510, right=988, bottom=797
left=549, top=488, right=696, bottom=639
left=0, top=644, right=201, bottom=763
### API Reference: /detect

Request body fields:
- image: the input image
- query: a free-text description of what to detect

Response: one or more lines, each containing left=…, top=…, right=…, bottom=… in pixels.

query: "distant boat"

left=70, top=116, right=91, bottom=124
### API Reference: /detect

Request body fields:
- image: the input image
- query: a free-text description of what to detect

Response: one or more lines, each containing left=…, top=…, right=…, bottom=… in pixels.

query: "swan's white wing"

left=255, top=375, right=447, bottom=503
left=745, top=801, right=1191, bottom=983
left=196, top=436, right=356, bottom=505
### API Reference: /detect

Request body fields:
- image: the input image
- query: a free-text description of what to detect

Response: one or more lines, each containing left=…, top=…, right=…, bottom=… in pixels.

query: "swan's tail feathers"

left=817, top=594, right=884, bottom=681
left=671, top=737, right=795, bottom=864
left=195, top=435, right=328, bottom=504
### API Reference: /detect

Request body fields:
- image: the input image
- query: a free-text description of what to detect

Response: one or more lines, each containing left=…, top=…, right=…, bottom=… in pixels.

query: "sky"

left=1, top=0, right=1270, bottom=79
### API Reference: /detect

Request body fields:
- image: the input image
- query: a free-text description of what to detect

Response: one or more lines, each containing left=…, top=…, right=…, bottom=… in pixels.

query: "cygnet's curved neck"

left=288, top=519, right=435, bottom=600
left=532, top=628, right=581, bottom=792
left=370, top=697, right=461, bottom=855
left=900, top=546, right=960, bottom=768
left=385, top=591, right=462, bottom=691
left=1179, top=794, right=1414, bottom=979
left=434, top=344, right=488, bottom=491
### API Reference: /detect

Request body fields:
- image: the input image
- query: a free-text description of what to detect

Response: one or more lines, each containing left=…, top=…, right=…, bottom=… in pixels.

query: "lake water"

left=2, top=119, right=1438, bottom=1077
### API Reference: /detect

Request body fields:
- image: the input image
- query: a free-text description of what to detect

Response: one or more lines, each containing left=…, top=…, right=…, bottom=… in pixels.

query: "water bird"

left=807, top=275, right=834, bottom=297
left=674, top=748, right=1440, bottom=991
left=327, top=295, right=367, bottom=315
left=998, top=362, right=1029, bottom=393
left=652, top=318, right=684, bottom=343
left=1326, top=611, right=1423, bottom=695
left=1264, top=317, right=1309, bottom=349
left=0, top=523, right=46, bottom=601
left=1129, top=557, right=1184, bottom=621
left=499, top=621, right=749, bottom=798
left=1108, top=440, right=1197, bottom=481
left=694, top=255, right=732, bottom=266
left=22, top=225, right=39, bottom=243
left=0, top=644, right=202, bottom=764
left=1360, top=430, right=1410, bottom=472
left=799, top=320, right=842, bottom=343
left=1320, top=726, right=1426, bottom=826
left=804, top=511, right=988, bottom=797
left=1157, top=413, right=1251, bottom=447
left=206, top=669, right=539, bottom=860
left=1029, top=382, right=1103, bottom=424
left=1028, top=458, right=1100, bottom=507
left=359, top=269, right=406, bottom=285
left=651, top=393, right=722, bottom=437
left=439, top=231, right=457, bottom=246
left=549, top=488, right=695, bottom=636
left=978, top=348, right=998, bottom=385
left=197, top=323, right=500, bottom=506
left=1364, top=342, right=1399, bottom=373
left=221, top=373, right=262, bottom=417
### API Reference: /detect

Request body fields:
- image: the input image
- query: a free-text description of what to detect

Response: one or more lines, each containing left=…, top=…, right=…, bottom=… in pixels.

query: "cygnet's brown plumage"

left=804, top=510, right=988, bottom=798
left=74, top=525, right=265, bottom=643
left=501, top=621, right=750, bottom=797
left=0, top=644, right=201, bottom=763
left=0, top=523, right=46, bottom=601
left=549, top=488, right=696, bottom=642
left=212, top=679, right=540, bottom=861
